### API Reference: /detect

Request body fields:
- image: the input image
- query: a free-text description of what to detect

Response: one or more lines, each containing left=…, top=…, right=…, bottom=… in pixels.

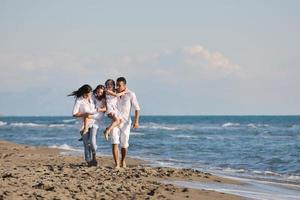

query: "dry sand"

left=0, top=140, right=243, bottom=200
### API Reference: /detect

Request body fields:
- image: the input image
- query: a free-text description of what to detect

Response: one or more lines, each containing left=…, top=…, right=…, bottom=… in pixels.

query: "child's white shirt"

left=106, top=94, right=120, bottom=117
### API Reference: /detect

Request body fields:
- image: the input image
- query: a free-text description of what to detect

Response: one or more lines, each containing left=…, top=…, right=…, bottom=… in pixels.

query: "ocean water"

left=0, top=116, right=299, bottom=186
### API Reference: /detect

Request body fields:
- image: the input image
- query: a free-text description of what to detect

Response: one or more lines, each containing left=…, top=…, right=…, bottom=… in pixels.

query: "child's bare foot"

left=114, top=164, right=120, bottom=169
left=78, top=130, right=84, bottom=141
left=103, top=128, right=109, bottom=141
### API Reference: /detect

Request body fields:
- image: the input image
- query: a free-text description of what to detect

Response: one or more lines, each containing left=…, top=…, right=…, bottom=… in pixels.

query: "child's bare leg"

left=104, top=114, right=122, bottom=141
left=82, top=117, right=92, bottom=134
left=79, top=116, right=92, bottom=141
left=107, top=115, right=122, bottom=134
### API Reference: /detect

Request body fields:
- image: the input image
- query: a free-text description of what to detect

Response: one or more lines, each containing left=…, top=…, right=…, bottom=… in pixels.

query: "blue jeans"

left=82, top=126, right=98, bottom=162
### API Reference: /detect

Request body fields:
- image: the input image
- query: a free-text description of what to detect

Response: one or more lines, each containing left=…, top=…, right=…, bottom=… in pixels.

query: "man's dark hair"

left=116, top=77, right=127, bottom=84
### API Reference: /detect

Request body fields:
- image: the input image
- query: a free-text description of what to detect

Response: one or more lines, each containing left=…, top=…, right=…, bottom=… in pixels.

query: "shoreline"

left=0, top=140, right=243, bottom=200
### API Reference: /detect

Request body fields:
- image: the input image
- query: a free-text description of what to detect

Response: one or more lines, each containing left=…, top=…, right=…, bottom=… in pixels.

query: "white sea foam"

left=152, top=126, right=178, bottom=131
left=257, top=124, right=269, bottom=127
left=246, top=123, right=270, bottom=129
left=130, top=132, right=145, bottom=136
left=167, top=179, right=300, bottom=200
left=48, top=124, right=65, bottom=128
left=140, top=123, right=179, bottom=131
left=48, top=124, right=73, bottom=128
left=291, top=124, right=300, bottom=128
left=62, top=119, right=76, bottom=123
left=247, top=123, right=257, bottom=128
left=253, top=170, right=263, bottom=174
left=172, top=135, right=197, bottom=139
left=0, top=121, right=7, bottom=126
left=223, top=168, right=245, bottom=173
left=264, top=171, right=281, bottom=176
left=221, top=168, right=283, bottom=177
left=222, top=122, right=240, bottom=127
left=49, top=144, right=78, bottom=151
left=287, top=175, right=300, bottom=181
left=10, top=122, right=45, bottom=127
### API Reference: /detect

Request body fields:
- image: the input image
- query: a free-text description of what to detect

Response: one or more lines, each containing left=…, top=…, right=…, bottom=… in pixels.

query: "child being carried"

left=103, top=79, right=127, bottom=140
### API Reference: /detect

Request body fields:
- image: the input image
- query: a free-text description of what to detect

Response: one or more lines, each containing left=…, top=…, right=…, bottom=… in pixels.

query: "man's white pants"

left=111, top=122, right=131, bottom=148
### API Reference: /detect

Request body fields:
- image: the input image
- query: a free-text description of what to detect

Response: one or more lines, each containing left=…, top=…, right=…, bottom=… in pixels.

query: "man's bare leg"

left=121, top=148, right=128, bottom=168
left=112, top=144, right=120, bottom=169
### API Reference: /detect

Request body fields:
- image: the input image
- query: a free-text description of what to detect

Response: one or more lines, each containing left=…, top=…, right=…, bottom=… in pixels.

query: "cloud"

left=182, top=45, right=240, bottom=71
left=105, top=45, right=241, bottom=85
left=0, top=45, right=241, bottom=91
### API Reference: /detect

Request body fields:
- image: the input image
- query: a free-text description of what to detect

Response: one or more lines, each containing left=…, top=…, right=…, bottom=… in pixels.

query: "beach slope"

left=0, top=140, right=242, bottom=200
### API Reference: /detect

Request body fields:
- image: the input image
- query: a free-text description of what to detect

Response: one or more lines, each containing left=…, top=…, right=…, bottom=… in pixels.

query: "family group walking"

left=69, top=77, right=140, bottom=168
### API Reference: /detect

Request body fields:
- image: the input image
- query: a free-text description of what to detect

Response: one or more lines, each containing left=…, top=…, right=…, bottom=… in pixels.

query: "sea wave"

left=257, top=124, right=269, bottom=127
left=140, top=123, right=179, bottom=131
left=130, top=132, right=145, bottom=136
left=291, top=124, right=300, bottom=128
left=223, top=168, right=246, bottom=173
left=287, top=175, right=300, bottom=181
left=49, top=144, right=78, bottom=151
left=222, top=122, right=240, bottom=127
left=220, top=167, right=284, bottom=177
left=10, top=122, right=45, bottom=127
left=4, top=122, right=73, bottom=128
left=0, top=121, right=7, bottom=126
left=247, top=123, right=257, bottom=128
left=264, top=171, right=282, bottom=176
left=141, top=122, right=249, bottom=131
left=48, top=124, right=73, bottom=128
left=172, top=135, right=197, bottom=139
left=62, top=119, right=76, bottom=123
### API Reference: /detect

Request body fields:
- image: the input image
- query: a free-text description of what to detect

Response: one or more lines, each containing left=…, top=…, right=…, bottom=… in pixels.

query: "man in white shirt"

left=110, top=77, right=140, bottom=168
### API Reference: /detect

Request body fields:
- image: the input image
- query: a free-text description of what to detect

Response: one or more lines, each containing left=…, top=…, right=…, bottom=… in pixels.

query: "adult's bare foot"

left=121, top=161, right=127, bottom=168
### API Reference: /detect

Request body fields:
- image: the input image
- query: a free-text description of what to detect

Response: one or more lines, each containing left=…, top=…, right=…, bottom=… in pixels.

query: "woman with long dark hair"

left=69, top=84, right=98, bottom=166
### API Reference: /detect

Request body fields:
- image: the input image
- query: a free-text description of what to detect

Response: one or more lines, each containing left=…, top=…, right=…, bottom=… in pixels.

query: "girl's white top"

left=92, top=96, right=105, bottom=128
left=106, top=94, right=121, bottom=117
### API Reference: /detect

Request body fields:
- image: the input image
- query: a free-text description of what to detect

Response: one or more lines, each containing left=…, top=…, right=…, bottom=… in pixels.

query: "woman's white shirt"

left=72, top=96, right=96, bottom=130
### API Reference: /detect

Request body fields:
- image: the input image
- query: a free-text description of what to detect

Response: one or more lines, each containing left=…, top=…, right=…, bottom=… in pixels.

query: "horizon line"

left=1, top=114, right=300, bottom=117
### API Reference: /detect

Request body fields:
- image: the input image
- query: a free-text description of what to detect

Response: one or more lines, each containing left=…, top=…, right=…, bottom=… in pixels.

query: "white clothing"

left=111, top=89, right=140, bottom=147
left=92, top=96, right=105, bottom=128
left=110, top=123, right=131, bottom=148
left=116, top=90, right=140, bottom=125
left=106, top=93, right=121, bottom=118
left=72, top=96, right=96, bottom=130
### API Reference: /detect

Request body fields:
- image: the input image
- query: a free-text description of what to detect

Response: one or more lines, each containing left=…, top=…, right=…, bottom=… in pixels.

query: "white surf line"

left=163, top=179, right=300, bottom=200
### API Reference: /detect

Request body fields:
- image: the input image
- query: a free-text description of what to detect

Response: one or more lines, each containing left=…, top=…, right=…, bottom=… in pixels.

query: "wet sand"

left=0, top=140, right=243, bottom=200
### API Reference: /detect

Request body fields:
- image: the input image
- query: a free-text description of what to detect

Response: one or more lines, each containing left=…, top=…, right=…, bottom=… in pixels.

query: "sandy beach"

left=0, top=140, right=243, bottom=200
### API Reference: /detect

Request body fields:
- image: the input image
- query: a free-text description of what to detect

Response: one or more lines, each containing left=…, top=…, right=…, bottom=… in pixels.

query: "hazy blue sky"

left=0, top=0, right=299, bottom=116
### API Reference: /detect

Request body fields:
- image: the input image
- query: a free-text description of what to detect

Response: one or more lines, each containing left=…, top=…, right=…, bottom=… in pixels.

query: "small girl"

left=103, top=79, right=127, bottom=140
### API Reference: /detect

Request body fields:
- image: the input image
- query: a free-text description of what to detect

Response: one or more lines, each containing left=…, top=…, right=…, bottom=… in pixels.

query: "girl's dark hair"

left=105, top=79, right=115, bottom=89
left=93, top=84, right=106, bottom=100
left=68, top=84, right=92, bottom=98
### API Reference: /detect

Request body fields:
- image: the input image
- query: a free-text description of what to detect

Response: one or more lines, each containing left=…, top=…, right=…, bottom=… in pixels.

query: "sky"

left=0, top=0, right=300, bottom=116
